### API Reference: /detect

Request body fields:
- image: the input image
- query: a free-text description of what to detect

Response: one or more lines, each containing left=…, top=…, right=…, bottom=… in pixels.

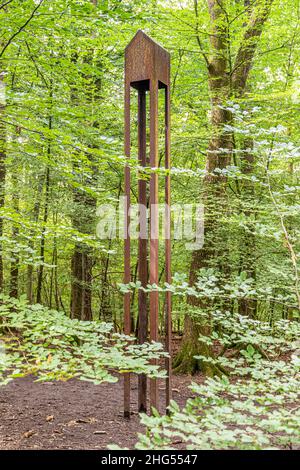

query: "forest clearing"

left=0, top=0, right=300, bottom=455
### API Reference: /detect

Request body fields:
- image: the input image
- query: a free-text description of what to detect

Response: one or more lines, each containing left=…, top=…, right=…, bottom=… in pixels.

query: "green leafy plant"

left=0, top=294, right=167, bottom=386
left=129, top=312, right=300, bottom=450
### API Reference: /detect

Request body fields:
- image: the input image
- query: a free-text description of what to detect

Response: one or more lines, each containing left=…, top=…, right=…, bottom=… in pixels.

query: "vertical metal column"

left=165, top=86, right=172, bottom=410
left=124, top=30, right=171, bottom=418
left=124, top=81, right=131, bottom=419
left=137, top=89, right=148, bottom=413
left=149, top=78, right=159, bottom=411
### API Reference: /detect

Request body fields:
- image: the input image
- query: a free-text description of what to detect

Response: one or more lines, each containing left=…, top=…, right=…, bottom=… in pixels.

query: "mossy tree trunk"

left=175, top=0, right=274, bottom=375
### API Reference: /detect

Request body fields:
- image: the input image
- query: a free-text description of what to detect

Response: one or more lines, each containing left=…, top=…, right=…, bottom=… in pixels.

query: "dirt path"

left=0, top=374, right=200, bottom=450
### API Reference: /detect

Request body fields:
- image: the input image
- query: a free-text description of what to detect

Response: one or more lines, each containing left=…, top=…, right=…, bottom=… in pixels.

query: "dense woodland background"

left=0, top=0, right=300, bottom=450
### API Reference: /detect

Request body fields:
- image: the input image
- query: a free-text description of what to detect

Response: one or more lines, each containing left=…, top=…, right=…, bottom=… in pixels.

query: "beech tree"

left=174, top=0, right=275, bottom=374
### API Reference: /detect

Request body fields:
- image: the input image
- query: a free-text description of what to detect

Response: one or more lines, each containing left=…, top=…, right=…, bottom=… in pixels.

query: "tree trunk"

left=36, top=165, right=50, bottom=304
left=238, top=137, right=257, bottom=317
left=0, top=73, right=6, bottom=291
left=175, top=0, right=274, bottom=374
left=9, top=168, right=19, bottom=298
left=36, top=77, right=53, bottom=305
left=71, top=241, right=94, bottom=320
left=26, top=176, right=43, bottom=302
left=174, top=0, right=232, bottom=375
left=70, top=0, right=99, bottom=321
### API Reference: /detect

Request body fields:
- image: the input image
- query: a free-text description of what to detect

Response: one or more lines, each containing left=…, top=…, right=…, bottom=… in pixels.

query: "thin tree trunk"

left=70, top=0, right=99, bottom=320
left=9, top=168, right=19, bottom=298
left=53, top=239, right=60, bottom=310
left=0, top=73, right=6, bottom=291
left=26, top=176, right=43, bottom=302
left=70, top=179, right=95, bottom=320
left=239, top=137, right=257, bottom=317
left=36, top=165, right=50, bottom=304
left=36, top=74, right=53, bottom=304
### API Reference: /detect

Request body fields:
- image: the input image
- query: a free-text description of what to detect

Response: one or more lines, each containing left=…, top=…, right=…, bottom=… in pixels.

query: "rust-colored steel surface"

left=137, top=89, right=147, bottom=413
left=124, top=76, right=131, bottom=420
left=164, top=85, right=172, bottom=410
left=124, top=30, right=171, bottom=417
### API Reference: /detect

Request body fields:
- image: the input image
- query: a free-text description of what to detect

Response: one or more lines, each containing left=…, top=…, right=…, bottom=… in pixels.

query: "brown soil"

left=0, top=373, right=201, bottom=450
left=0, top=337, right=297, bottom=450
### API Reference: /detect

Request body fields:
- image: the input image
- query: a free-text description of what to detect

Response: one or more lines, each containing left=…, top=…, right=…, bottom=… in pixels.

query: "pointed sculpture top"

left=125, top=30, right=170, bottom=88
left=125, top=30, right=169, bottom=54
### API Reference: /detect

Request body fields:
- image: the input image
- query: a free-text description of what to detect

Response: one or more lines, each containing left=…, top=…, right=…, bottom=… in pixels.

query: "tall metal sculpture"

left=123, top=30, right=171, bottom=418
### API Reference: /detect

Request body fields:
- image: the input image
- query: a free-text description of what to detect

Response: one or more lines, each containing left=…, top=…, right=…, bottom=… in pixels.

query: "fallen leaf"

left=66, top=417, right=97, bottom=427
left=74, top=417, right=97, bottom=424
left=46, top=415, right=54, bottom=422
left=67, top=420, right=77, bottom=427
left=23, top=430, right=36, bottom=438
left=172, top=440, right=183, bottom=445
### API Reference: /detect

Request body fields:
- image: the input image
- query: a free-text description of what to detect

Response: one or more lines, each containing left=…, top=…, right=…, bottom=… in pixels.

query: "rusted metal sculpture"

left=123, top=30, right=171, bottom=418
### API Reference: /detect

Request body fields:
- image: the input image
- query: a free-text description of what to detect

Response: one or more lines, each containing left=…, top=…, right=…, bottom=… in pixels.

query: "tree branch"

left=0, top=0, right=14, bottom=10
left=231, top=0, right=274, bottom=94
left=0, top=0, right=44, bottom=59
left=194, top=0, right=210, bottom=67
left=25, top=39, right=49, bottom=88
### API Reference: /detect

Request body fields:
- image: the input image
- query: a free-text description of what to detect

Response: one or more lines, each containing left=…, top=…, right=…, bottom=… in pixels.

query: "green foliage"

left=0, top=294, right=167, bottom=385
left=1, top=0, right=300, bottom=451
left=131, top=313, right=300, bottom=450
left=1, top=0, right=300, bottom=325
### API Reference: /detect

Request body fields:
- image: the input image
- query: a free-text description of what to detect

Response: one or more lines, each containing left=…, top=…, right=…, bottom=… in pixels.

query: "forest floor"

left=0, top=337, right=205, bottom=450
left=0, top=336, right=298, bottom=450
left=0, top=373, right=202, bottom=450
